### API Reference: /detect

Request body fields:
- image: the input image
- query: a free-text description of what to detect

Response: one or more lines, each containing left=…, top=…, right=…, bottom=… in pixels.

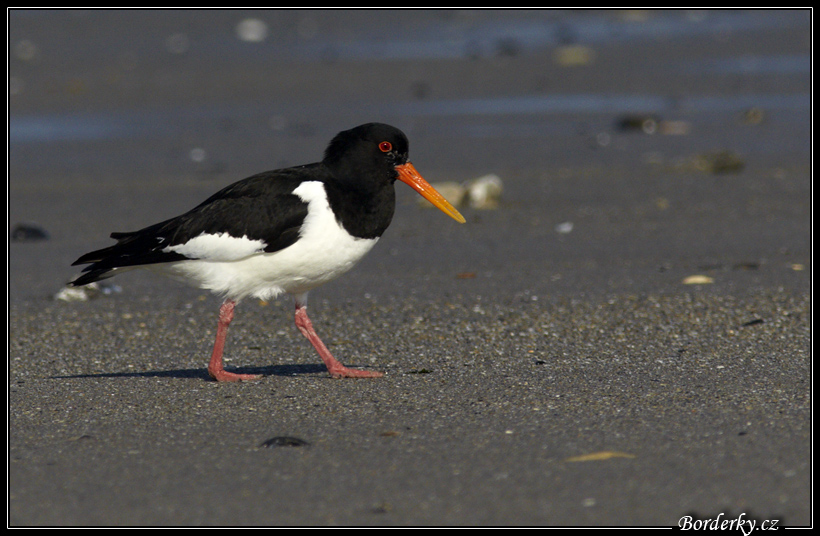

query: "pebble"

left=259, top=436, right=310, bottom=448
left=10, top=223, right=49, bottom=242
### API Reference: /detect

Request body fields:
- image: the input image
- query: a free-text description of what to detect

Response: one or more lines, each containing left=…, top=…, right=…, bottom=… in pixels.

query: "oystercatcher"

left=71, top=123, right=465, bottom=381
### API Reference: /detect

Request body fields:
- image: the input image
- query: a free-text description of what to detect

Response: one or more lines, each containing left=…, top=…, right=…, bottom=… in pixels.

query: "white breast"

left=161, top=181, right=378, bottom=301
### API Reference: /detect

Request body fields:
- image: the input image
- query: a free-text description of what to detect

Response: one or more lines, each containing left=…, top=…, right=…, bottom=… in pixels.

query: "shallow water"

left=9, top=9, right=810, bottom=145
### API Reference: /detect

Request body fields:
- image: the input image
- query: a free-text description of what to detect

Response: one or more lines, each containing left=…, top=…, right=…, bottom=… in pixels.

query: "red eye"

left=379, top=141, right=392, bottom=152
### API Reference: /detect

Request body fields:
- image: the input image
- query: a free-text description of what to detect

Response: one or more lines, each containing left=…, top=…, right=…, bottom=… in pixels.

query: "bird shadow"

left=51, top=363, right=329, bottom=381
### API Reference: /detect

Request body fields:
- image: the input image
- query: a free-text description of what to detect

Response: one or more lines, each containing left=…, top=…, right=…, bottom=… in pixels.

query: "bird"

left=70, top=123, right=466, bottom=382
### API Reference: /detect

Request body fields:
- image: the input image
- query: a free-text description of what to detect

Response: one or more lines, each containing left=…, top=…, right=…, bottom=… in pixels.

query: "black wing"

left=71, top=166, right=321, bottom=286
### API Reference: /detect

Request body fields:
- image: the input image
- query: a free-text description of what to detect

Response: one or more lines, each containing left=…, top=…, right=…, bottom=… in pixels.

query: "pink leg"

left=294, top=303, right=384, bottom=379
left=207, top=299, right=261, bottom=382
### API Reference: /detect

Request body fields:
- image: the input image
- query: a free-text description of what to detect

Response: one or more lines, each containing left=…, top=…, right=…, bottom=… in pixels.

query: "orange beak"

left=395, top=162, right=466, bottom=223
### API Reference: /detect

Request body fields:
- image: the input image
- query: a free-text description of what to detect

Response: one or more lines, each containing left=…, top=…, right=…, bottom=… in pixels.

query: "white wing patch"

left=163, top=232, right=266, bottom=262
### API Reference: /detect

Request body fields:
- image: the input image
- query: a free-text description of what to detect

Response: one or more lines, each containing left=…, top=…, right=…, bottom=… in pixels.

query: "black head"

left=323, top=123, right=466, bottom=227
left=322, top=123, right=410, bottom=182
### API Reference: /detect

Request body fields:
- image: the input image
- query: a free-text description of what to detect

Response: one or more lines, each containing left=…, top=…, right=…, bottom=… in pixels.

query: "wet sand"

left=8, top=9, right=811, bottom=526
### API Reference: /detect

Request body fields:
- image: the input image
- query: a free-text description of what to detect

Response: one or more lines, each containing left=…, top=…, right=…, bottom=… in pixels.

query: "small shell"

left=682, top=275, right=714, bottom=285
left=466, top=174, right=503, bottom=209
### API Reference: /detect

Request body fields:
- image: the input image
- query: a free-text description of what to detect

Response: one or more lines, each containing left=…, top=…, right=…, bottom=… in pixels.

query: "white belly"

left=162, top=181, right=378, bottom=301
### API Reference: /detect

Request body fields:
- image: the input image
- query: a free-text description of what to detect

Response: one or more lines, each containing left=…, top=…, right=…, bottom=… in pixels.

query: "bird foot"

left=328, top=366, right=384, bottom=379
left=208, top=368, right=262, bottom=382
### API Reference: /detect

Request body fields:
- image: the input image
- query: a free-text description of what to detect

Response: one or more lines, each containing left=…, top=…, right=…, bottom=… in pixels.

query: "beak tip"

left=396, top=162, right=467, bottom=225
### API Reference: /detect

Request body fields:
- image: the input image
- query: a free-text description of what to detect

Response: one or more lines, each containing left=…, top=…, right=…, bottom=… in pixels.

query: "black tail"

left=70, top=266, right=119, bottom=287
left=71, top=229, right=185, bottom=286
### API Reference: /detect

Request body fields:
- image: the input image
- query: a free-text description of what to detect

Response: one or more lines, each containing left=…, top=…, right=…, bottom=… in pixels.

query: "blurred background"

left=9, top=9, right=811, bottom=172
left=9, top=9, right=811, bottom=302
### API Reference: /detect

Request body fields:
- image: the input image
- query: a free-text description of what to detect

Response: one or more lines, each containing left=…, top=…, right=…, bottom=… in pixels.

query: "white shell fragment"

left=421, top=174, right=503, bottom=211
left=466, top=174, right=503, bottom=209
left=682, top=275, right=714, bottom=285
left=54, top=281, right=122, bottom=301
